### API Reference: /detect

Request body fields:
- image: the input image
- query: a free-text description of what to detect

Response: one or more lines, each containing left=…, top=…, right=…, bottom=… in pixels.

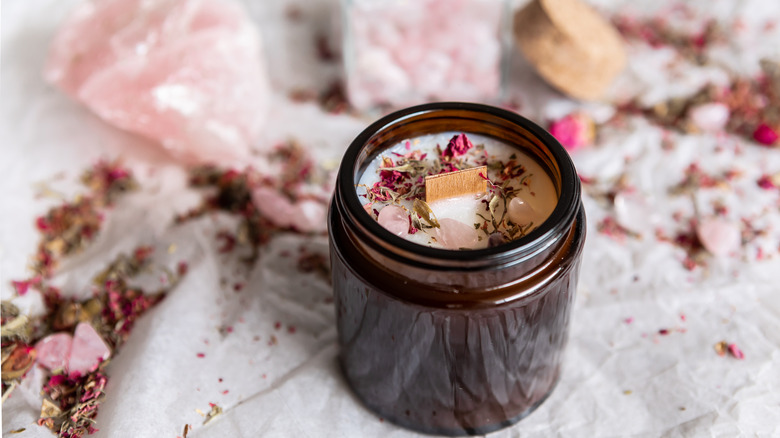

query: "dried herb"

left=203, top=403, right=223, bottom=425
left=31, top=160, right=137, bottom=278
left=412, top=199, right=440, bottom=228
left=180, top=141, right=331, bottom=265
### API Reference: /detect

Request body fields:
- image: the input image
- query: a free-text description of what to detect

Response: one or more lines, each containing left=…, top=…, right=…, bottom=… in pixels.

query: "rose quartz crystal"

left=377, top=205, right=410, bottom=237
left=346, top=0, right=504, bottom=110
left=68, top=322, right=111, bottom=375
left=432, top=218, right=479, bottom=250
left=548, top=113, right=595, bottom=151
left=696, top=217, right=741, bottom=257
left=688, top=103, right=729, bottom=133
left=45, top=0, right=269, bottom=164
left=35, top=333, right=73, bottom=371
left=252, top=187, right=327, bottom=233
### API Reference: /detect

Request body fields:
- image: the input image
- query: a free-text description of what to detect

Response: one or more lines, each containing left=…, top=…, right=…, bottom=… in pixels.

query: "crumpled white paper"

left=3, top=0, right=780, bottom=437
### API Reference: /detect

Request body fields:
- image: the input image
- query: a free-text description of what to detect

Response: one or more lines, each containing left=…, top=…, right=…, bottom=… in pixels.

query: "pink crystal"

left=696, top=217, right=741, bottom=257
left=507, top=197, right=536, bottom=225
left=45, top=0, right=269, bottom=164
left=252, top=187, right=327, bottom=233
left=753, top=123, right=779, bottom=146
left=68, top=322, right=111, bottom=375
left=434, top=218, right=478, bottom=250
left=613, top=191, right=657, bottom=236
left=688, top=103, right=729, bottom=132
left=548, top=113, right=595, bottom=151
left=377, top=205, right=410, bottom=237
left=347, top=0, right=503, bottom=109
left=35, top=333, right=73, bottom=371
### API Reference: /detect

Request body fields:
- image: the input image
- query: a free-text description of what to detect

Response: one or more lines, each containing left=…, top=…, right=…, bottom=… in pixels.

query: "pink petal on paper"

left=35, top=333, right=73, bottom=371
left=68, top=322, right=111, bottom=375
left=548, top=113, right=595, bottom=151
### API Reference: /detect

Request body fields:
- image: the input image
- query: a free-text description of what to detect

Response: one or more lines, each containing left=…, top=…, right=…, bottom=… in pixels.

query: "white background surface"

left=3, top=0, right=780, bottom=437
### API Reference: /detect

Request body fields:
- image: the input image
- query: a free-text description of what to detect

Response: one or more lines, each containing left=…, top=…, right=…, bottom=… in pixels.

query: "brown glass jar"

left=328, top=102, right=585, bottom=435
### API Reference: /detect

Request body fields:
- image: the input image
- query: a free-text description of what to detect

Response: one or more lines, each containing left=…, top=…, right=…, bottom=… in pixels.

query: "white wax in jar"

left=357, top=132, right=558, bottom=250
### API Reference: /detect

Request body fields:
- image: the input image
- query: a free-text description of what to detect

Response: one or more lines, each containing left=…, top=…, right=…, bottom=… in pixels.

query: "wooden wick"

left=425, top=166, right=487, bottom=203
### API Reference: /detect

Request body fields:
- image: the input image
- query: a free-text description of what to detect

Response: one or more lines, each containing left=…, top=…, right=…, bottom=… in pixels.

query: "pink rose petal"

left=548, top=113, right=595, bottom=151
left=35, top=333, right=73, bottom=371
left=753, top=123, right=779, bottom=146
left=68, top=322, right=111, bottom=375
left=696, top=217, right=741, bottom=257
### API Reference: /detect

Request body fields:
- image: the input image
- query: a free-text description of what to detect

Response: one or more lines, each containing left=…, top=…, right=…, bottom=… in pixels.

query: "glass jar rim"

left=336, top=102, right=581, bottom=268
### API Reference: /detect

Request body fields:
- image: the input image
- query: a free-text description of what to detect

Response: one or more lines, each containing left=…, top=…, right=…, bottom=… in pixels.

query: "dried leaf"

left=203, top=403, right=223, bottom=425
left=413, top=199, right=440, bottom=228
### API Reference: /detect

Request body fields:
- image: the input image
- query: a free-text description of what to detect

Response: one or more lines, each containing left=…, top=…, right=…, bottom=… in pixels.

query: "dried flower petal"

left=727, top=343, right=745, bottom=359
left=753, top=123, right=779, bottom=146
left=548, top=113, right=595, bottom=151
left=443, top=134, right=474, bottom=158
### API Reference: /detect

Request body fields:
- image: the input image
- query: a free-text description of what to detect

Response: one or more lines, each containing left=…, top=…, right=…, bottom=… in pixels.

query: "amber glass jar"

left=328, top=102, right=585, bottom=435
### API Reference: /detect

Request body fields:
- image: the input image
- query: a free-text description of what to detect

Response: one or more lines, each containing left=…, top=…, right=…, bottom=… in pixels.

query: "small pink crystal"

left=696, top=217, right=741, bottom=257
left=434, top=218, right=479, bottom=250
left=377, top=205, right=410, bottom=237
left=35, top=333, right=73, bottom=371
left=688, top=103, right=729, bottom=132
left=507, top=197, right=536, bottom=225
left=613, top=191, right=657, bottom=236
left=753, top=123, right=779, bottom=146
left=252, top=188, right=327, bottom=233
left=45, top=0, right=269, bottom=164
left=548, top=113, right=595, bottom=151
left=68, top=323, right=111, bottom=375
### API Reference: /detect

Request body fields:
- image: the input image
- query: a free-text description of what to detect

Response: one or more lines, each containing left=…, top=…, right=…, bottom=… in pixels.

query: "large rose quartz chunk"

left=347, top=0, right=503, bottom=110
left=45, top=0, right=269, bottom=164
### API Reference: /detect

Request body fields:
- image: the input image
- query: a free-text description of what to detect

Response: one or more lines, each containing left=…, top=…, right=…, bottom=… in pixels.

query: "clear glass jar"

left=328, top=103, right=586, bottom=435
left=342, top=0, right=511, bottom=111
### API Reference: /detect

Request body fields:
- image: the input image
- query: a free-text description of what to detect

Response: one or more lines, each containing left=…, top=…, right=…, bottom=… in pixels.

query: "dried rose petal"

left=443, top=134, right=474, bottom=158
left=753, top=123, right=779, bottom=146
left=548, top=113, right=595, bottom=151
left=727, top=343, right=745, bottom=360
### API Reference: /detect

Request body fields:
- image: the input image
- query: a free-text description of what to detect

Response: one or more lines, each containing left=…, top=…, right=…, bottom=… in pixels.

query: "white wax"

left=357, top=132, right=558, bottom=249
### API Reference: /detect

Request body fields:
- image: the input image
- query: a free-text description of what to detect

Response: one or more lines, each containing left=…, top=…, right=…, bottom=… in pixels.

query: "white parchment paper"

left=2, top=0, right=780, bottom=437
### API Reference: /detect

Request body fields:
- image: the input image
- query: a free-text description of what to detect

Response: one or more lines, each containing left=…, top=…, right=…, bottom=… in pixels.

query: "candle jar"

left=341, top=0, right=510, bottom=111
left=328, top=102, right=585, bottom=435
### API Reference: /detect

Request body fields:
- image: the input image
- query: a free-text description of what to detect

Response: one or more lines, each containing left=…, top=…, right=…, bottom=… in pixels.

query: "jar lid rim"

left=337, top=102, right=581, bottom=265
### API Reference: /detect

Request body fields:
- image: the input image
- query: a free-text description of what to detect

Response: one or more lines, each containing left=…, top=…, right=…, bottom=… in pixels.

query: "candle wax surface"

left=357, top=132, right=558, bottom=250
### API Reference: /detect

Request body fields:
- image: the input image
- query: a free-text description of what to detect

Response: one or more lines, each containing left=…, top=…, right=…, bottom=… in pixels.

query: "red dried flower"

left=442, top=134, right=474, bottom=158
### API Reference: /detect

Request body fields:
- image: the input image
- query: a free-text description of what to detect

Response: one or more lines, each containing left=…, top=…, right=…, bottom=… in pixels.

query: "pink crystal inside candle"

left=357, top=133, right=558, bottom=249
left=345, top=0, right=505, bottom=110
